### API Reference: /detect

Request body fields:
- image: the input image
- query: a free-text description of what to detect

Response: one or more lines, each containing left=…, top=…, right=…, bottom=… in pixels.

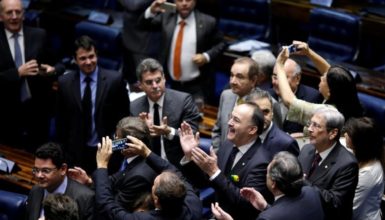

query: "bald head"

left=0, top=0, right=24, bottom=33
left=272, top=58, right=301, bottom=96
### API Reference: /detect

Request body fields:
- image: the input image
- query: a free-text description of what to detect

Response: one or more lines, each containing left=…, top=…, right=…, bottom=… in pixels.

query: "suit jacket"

left=257, top=186, right=324, bottom=220
left=93, top=153, right=202, bottom=220
left=299, top=142, right=358, bottom=220
left=56, top=68, right=130, bottom=167
left=211, top=139, right=272, bottom=220
left=262, top=123, right=299, bottom=157
left=26, top=178, right=95, bottom=220
left=269, top=84, right=323, bottom=133
left=211, top=89, right=237, bottom=149
left=138, top=9, right=225, bottom=77
left=0, top=24, right=59, bottom=146
left=109, top=156, right=157, bottom=212
left=211, top=90, right=285, bottom=150
left=130, top=89, right=201, bottom=168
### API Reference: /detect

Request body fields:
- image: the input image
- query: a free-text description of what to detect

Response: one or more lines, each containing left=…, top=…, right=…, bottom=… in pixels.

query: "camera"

left=111, top=138, right=129, bottom=151
left=287, top=44, right=298, bottom=53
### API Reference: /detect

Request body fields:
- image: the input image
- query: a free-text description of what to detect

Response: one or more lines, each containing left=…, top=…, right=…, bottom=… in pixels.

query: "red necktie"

left=173, top=20, right=186, bottom=80
left=308, top=153, right=321, bottom=177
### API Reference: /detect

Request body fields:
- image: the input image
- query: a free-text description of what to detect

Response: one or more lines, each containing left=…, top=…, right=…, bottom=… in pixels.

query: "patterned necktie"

left=173, top=20, right=186, bottom=80
left=82, top=77, right=92, bottom=141
left=152, top=103, right=161, bottom=156
left=225, top=147, right=239, bottom=175
left=308, top=153, right=322, bottom=177
left=14, top=33, right=31, bottom=102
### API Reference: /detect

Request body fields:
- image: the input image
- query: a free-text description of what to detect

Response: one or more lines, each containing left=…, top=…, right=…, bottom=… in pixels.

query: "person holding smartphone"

left=138, top=0, right=226, bottom=105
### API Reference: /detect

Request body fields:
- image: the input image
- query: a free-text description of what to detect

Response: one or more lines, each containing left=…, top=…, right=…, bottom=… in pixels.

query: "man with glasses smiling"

left=130, top=58, right=201, bottom=170
left=245, top=88, right=299, bottom=157
left=298, top=107, right=358, bottom=220
left=26, top=142, right=95, bottom=220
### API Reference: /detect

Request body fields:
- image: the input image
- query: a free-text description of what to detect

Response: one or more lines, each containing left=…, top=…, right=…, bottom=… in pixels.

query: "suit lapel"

left=95, top=69, right=106, bottom=115
left=302, top=146, right=316, bottom=176
left=309, top=144, right=340, bottom=182
left=71, top=72, right=82, bottom=110
left=0, top=27, right=14, bottom=65
left=218, top=141, right=233, bottom=171
left=231, top=139, right=260, bottom=174
left=31, top=188, right=44, bottom=220
left=195, top=11, right=204, bottom=50
left=161, top=90, right=171, bottom=118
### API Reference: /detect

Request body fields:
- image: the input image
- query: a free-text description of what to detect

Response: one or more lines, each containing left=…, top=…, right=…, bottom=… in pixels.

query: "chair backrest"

left=308, top=8, right=361, bottom=62
left=0, top=190, right=28, bottom=220
left=75, top=20, right=122, bottom=70
left=219, top=0, right=271, bottom=40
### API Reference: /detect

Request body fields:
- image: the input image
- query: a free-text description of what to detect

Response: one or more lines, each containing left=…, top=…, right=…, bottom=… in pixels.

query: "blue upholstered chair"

left=219, top=0, right=271, bottom=41
left=0, top=190, right=28, bottom=220
left=75, top=21, right=122, bottom=71
left=358, top=93, right=385, bottom=136
left=308, top=8, right=361, bottom=63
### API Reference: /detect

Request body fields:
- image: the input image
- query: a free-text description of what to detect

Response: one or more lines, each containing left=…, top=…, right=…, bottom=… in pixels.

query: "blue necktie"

left=14, top=33, right=31, bottom=102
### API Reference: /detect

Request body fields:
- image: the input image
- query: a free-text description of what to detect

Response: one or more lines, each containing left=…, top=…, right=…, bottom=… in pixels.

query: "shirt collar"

left=44, top=175, right=68, bottom=195
left=5, top=28, right=24, bottom=40
left=260, top=122, right=273, bottom=143
left=317, top=141, right=337, bottom=164
left=80, top=66, right=98, bottom=83
left=148, top=94, right=165, bottom=109
left=177, top=10, right=195, bottom=25
left=125, top=155, right=139, bottom=165
left=237, top=139, right=257, bottom=155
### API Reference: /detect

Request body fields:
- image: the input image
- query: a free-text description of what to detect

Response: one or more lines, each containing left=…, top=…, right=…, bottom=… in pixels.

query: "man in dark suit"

left=130, top=58, right=201, bottom=169
left=139, top=0, right=225, bottom=102
left=93, top=135, right=202, bottom=220
left=56, top=35, right=130, bottom=173
left=180, top=102, right=272, bottom=220
left=0, top=0, right=64, bottom=149
left=26, top=142, right=95, bottom=220
left=246, top=88, right=299, bottom=157
left=269, top=58, right=323, bottom=133
left=299, top=107, right=358, bottom=220
left=68, top=116, right=157, bottom=213
left=119, top=0, right=160, bottom=86
left=212, top=151, right=325, bottom=220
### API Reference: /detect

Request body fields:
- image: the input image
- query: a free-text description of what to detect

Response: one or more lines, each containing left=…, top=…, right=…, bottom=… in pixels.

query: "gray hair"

left=269, top=151, right=303, bottom=197
left=251, top=50, right=276, bottom=79
left=136, top=58, right=164, bottom=81
left=245, top=88, right=273, bottom=106
left=314, top=107, right=345, bottom=138
left=289, top=58, right=302, bottom=77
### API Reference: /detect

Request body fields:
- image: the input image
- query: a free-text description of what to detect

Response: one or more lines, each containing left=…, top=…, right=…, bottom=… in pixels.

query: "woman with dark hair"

left=275, top=41, right=363, bottom=125
left=344, top=117, right=384, bottom=220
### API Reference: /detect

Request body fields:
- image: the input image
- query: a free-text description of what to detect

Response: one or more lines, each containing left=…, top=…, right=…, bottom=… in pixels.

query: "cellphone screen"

left=111, top=138, right=128, bottom=151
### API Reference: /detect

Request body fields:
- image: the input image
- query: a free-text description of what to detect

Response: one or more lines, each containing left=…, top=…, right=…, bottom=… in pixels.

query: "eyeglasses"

left=306, top=121, right=323, bottom=130
left=32, top=167, right=58, bottom=175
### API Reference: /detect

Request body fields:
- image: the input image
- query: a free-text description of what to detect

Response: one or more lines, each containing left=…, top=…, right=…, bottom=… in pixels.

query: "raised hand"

left=240, top=187, right=268, bottom=211
left=211, top=202, right=233, bottom=220
left=179, top=121, right=199, bottom=158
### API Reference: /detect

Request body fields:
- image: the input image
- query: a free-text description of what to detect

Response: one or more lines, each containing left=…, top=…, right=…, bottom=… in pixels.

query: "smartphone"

left=111, top=138, right=128, bottom=151
left=159, top=2, right=176, bottom=13
left=287, top=44, right=298, bottom=53
left=200, top=145, right=211, bottom=155
left=38, top=65, right=47, bottom=75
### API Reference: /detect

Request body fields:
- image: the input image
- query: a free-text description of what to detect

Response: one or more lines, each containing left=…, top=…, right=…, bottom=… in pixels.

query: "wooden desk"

left=199, top=105, right=218, bottom=137
left=0, top=145, right=36, bottom=191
